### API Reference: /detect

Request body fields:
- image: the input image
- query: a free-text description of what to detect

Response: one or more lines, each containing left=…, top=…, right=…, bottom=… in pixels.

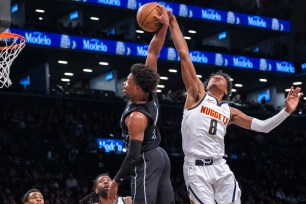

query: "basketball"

left=136, top=2, right=162, bottom=33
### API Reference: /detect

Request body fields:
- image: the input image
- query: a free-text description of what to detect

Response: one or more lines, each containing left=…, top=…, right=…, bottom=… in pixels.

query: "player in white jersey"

left=168, top=13, right=303, bottom=204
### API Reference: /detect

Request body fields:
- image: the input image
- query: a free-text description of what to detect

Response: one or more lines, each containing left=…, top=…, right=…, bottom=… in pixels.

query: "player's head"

left=123, top=63, right=160, bottom=98
left=203, top=70, right=232, bottom=101
left=22, top=189, right=44, bottom=204
left=93, top=173, right=112, bottom=199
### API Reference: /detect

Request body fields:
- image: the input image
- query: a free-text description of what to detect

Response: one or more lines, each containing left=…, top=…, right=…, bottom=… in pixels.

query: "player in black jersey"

left=108, top=5, right=175, bottom=204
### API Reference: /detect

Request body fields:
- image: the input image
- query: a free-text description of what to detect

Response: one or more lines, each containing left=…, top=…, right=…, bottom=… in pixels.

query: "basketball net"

left=0, top=32, right=26, bottom=88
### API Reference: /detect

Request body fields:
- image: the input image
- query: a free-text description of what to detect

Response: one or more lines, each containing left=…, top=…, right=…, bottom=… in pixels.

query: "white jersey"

left=116, top=197, right=125, bottom=204
left=181, top=94, right=231, bottom=159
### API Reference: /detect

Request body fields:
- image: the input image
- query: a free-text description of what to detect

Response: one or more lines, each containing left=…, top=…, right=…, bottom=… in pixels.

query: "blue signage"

left=302, top=62, right=306, bottom=70
left=77, top=0, right=290, bottom=32
left=97, top=138, right=125, bottom=153
left=9, top=28, right=295, bottom=74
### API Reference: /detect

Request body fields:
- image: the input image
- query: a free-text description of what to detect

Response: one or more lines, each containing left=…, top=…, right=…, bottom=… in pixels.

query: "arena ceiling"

left=7, top=0, right=306, bottom=99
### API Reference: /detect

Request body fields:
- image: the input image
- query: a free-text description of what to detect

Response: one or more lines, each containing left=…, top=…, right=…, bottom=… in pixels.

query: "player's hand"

left=108, top=180, right=119, bottom=202
left=155, top=4, right=169, bottom=26
left=285, top=86, right=303, bottom=113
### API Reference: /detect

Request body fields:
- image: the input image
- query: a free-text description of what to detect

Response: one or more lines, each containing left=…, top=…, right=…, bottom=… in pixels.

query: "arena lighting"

left=58, top=60, right=68, bottom=64
left=83, top=69, right=93, bottom=72
left=234, top=84, right=243, bottom=87
left=35, top=9, right=45, bottom=13
left=293, top=81, right=302, bottom=85
left=197, top=75, right=202, bottom=78
left=64, top=72, right=74, bottom=76
left=231, top=89, right=237, bottom=92
left=99, top=62, right=109, bottom=66
left=90, top=17, right=99, bottom=21
left=303, top=97, right=306, bottom=100
left=160, top=76, right=168, bottom=80
left=156, top=89, right=162, bottom=93
left=61, top=78, right=70, bottom=82
left=285, top=89, right=291, bottom=92
left=188, top=30, right=197, bottom=34
left=136, top=30, right=144, bottom=33
left=38, top=17, right=43, bottom=21
left=229, top=78, right=234, bottom=81
left=157, top=85, right=165, bottom=88
left=168, top=69, right=177, bottom=73
left=184, top=36, right=191, bottom=40
left=259, top=78, right=267, bottom=82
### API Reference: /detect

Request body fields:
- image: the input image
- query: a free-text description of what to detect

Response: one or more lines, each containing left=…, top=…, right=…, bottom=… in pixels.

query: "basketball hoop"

left=0, top=32, right=26, bottom=88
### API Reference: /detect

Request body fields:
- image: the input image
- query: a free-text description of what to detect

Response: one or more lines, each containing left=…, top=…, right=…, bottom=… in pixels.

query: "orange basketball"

left=136, top=2, right=162, bottom=33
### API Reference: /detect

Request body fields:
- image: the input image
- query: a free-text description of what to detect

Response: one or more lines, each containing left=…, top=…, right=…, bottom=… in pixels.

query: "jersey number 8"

left=208, top=119, right=218, bottom=135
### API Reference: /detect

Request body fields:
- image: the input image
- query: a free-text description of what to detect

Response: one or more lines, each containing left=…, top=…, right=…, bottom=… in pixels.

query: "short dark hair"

left=131, top=63, right=160, bottom=93
left=203, top=70, right=232, bottom=101
left=22, top=189, right=41, bottom=203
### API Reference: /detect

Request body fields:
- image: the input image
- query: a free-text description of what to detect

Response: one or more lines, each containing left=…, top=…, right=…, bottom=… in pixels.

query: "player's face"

left=207, top=75, right=228, bottom=95
left=95, top=175, right=112, bottom=194
left=123, top=73, right=139, bottom=98
left=26, top=192, right=44, bottom=204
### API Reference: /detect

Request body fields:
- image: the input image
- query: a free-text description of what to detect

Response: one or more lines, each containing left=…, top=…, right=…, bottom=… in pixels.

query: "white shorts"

left=183, top=158, right=241, bottom=204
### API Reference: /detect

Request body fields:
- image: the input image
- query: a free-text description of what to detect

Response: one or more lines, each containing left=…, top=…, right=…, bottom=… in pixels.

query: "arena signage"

left=81, top=0, right=290, bottom=32
left=10, top=28, right=295, bottom=74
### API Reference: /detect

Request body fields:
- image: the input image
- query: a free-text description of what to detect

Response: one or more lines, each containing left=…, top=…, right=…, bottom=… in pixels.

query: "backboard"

left=0, top=0, right=11, bottom=33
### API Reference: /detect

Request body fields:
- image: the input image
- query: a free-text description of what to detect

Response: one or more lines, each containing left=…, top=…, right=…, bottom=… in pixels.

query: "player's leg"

left=156, top=147, right=175, bottom=204
left=130, top=160, right=147, bottom=204
left=213, top=160, right=241, bottom=204
left=183, top=163, right=215, bottom=204
left=131, top=148, right=162, bottom=204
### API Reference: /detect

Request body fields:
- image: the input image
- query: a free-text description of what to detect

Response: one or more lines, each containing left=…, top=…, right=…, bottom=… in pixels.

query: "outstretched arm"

left=230, top=87, right=303, bottom=133
left=145, top=4, right=169, bottom=72
left=168, top=14, right=205, bottom=108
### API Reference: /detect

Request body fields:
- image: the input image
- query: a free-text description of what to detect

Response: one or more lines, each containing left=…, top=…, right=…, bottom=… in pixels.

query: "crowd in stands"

left=0, top=93, right=305, bottom=203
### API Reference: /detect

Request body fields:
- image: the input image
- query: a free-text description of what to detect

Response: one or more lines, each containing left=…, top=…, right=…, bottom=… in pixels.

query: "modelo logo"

left=276, top=62, right=295, bottom=73
left=98, top=140, right=123, bottom=152
left=25, top=32, right=51, bottom=46
left=233, top=57, right=253, bottom=68
left=116, top=41, right=126, bottom=55
left=137, top=45, right=148, bottom=56
left=201, top=9, right=221, bottom=21
left=179, top=4, right=188, bottom=17
left=83, top=39, right=108, bottom=52
left=248, top=16, right=267, bottom=28
left=98, top=0, right=121, bottom=6
left=167, top=48, right=177, bottom=61
left=127, top=0, right=137, bottom=9
left=190, top=51, right=208, bottom=63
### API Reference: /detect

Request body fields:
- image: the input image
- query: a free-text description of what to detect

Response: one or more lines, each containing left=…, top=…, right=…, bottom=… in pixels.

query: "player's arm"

left=145, top=5, right=169, bottom=72
left=123, top=196, right=133, bottom=204
left=112, top=112, right=147, bottom=182
left=230, top=87, right=303, bottom=133
left=109, top=112, right=148, bottom=199
left=169, top=14, right=205, bottom=106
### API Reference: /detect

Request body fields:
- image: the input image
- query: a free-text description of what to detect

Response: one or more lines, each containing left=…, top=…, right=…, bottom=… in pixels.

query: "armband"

left=114, top=140, right=142, bottom=183
left=251, top=108, right=290, bottom=133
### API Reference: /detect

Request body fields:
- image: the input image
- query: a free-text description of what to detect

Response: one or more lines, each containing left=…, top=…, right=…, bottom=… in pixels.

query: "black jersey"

left=120, top=92, right=161, bottom=152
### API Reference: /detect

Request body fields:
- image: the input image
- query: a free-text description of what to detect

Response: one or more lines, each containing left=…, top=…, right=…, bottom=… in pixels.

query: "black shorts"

left=130, top=147, right=175, bottom=204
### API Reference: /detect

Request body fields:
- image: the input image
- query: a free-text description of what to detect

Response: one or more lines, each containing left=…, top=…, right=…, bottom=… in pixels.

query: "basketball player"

left=168, top=13, right=303, bottom=204
left=22, top=188, right=44, bottom=204
left=79, top=173, right=132, bottom=204
left=108, top=5, right=175, bottom=204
